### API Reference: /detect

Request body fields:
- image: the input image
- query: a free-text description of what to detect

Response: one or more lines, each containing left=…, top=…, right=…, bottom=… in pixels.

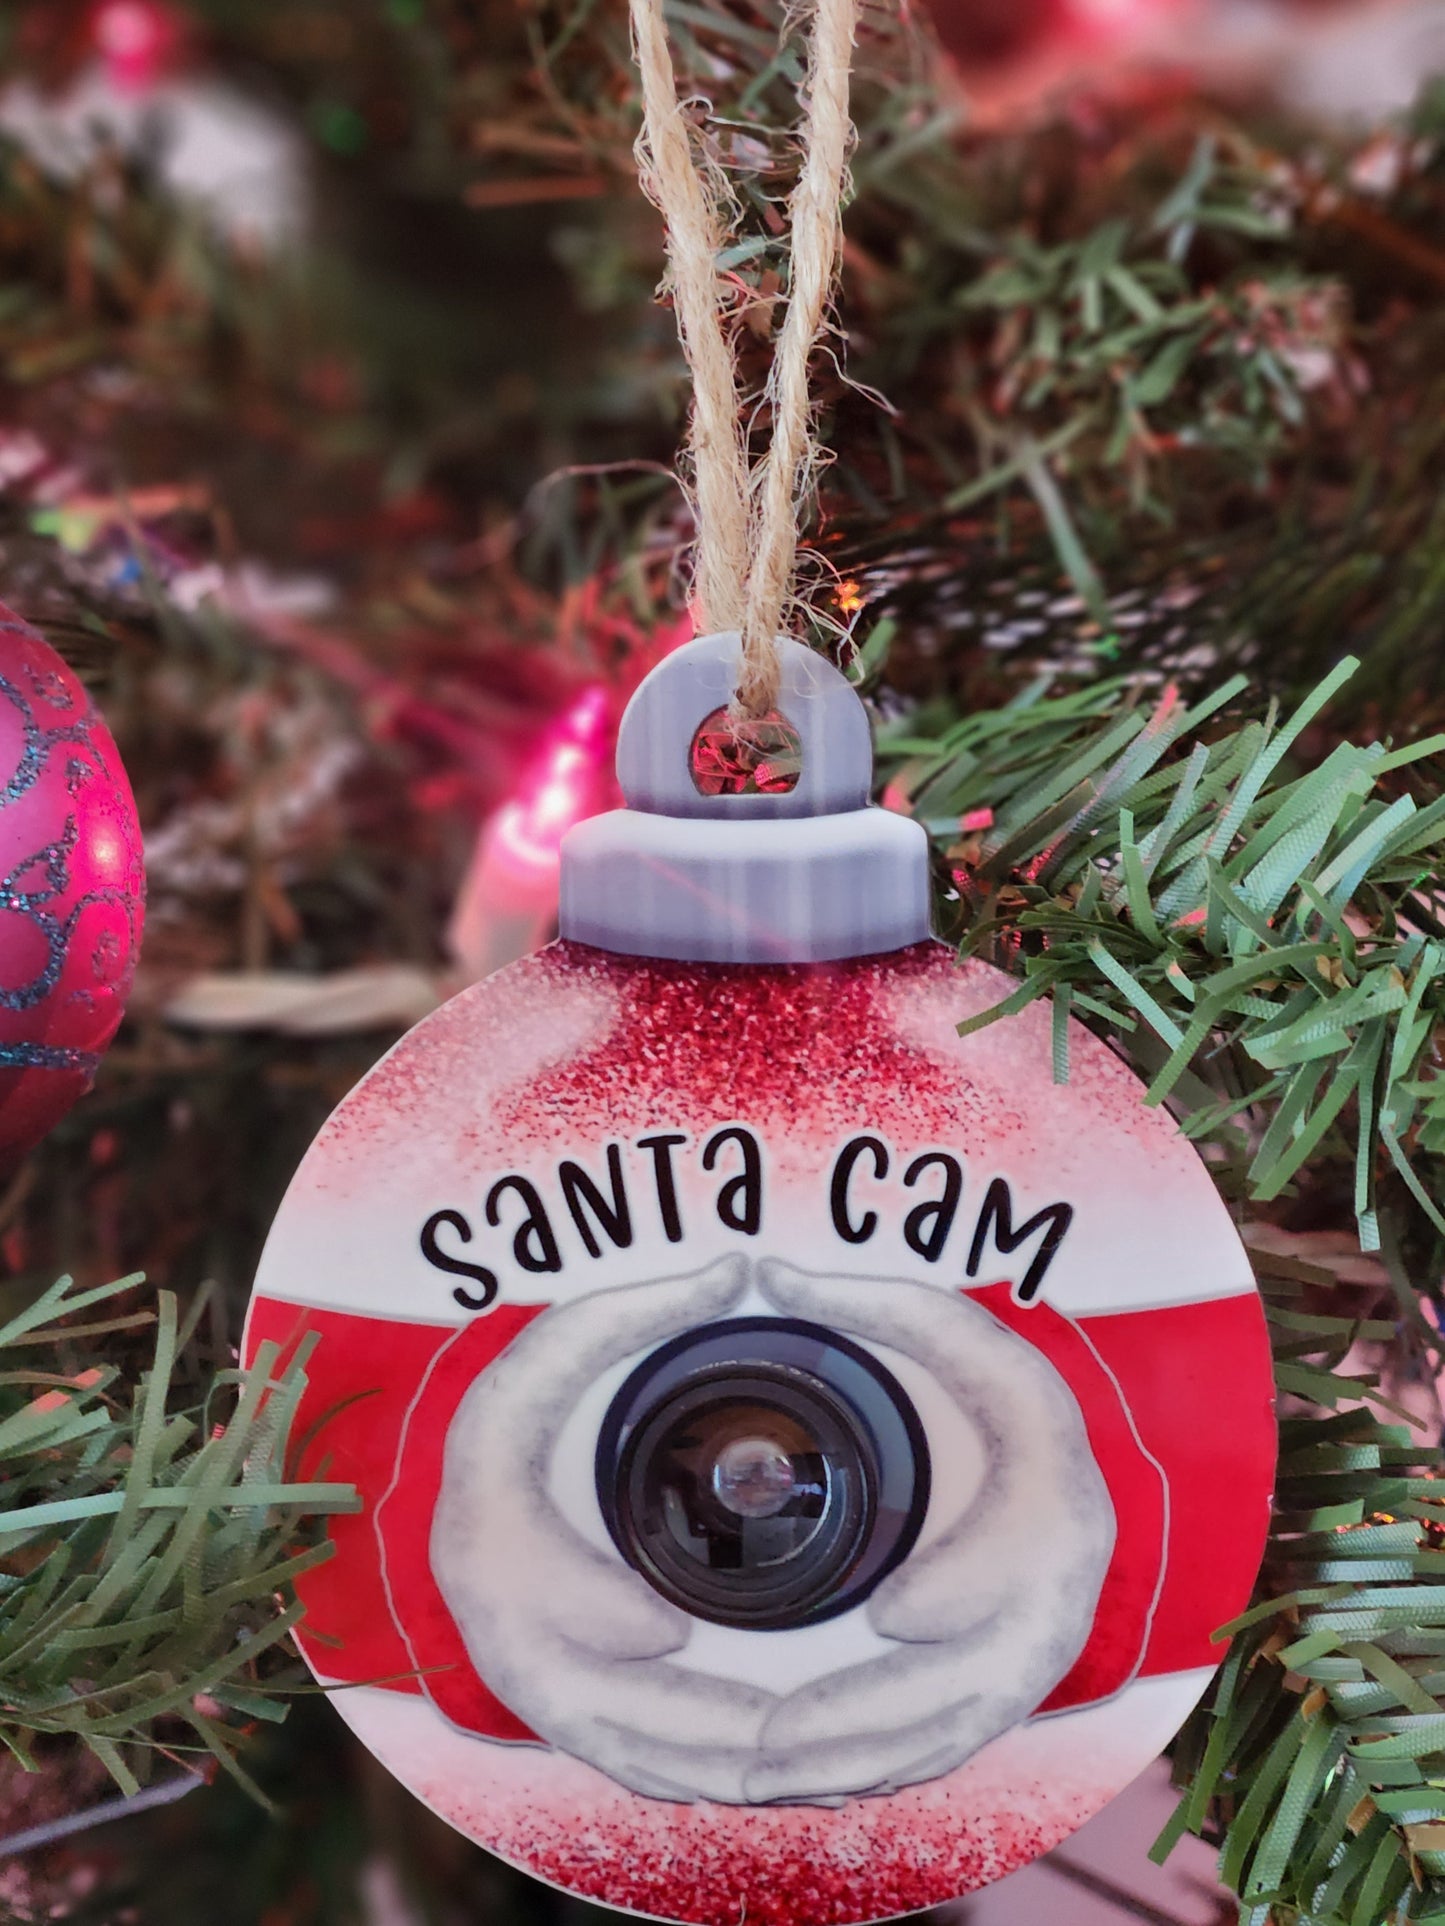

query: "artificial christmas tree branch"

left=884, top=659, right=1445, bottom=1250
left=0, top=1273, right=356, bottom=1802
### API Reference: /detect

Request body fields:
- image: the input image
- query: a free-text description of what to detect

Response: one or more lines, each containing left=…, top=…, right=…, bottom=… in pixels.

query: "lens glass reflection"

left=711, top=1429, right=800, bottom=1520
left=644, top=1393, right=838, bottom=1578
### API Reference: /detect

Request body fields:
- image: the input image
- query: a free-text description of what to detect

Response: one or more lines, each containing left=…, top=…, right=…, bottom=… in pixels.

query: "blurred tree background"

left=1, top=0, right=1445, bottom=1919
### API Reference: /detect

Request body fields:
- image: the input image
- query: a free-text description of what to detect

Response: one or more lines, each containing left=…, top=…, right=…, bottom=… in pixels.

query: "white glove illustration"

left=430, top=1254, right=779, bottom=1803
left=432, top=1255, right=1115, bottom=1806
left=744, top=1259, right=1115, bottom=1803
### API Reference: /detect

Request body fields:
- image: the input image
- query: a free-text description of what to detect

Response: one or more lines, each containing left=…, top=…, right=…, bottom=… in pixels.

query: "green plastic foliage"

left=885, top=657, right=1445, bottom=1253
left=0, top=1275, right=357, bottom=1800
left=1158, top=1359, right=1445, bottom=1926
left=882, top=661, right=1445, bottom=1922
left=952, top=134, right=1327, bottom=612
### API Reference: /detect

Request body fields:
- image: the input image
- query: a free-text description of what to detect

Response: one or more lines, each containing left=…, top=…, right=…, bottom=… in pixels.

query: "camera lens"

left=596, top=1317, right=929, bottom=1630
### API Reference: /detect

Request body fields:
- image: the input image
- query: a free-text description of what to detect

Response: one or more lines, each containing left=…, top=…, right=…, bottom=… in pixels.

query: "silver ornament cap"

left=559, top=632, right=931, bottom=963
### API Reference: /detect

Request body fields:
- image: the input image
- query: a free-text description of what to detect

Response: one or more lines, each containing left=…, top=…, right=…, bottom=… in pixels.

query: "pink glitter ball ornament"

left=246, top=633, right=1275, bottom=1926
left=0, top=608, right=144, bottom=1166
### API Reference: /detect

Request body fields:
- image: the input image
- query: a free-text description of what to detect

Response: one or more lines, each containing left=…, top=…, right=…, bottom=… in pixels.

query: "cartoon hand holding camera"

left=431, top=1253, right=1116, bottom=1806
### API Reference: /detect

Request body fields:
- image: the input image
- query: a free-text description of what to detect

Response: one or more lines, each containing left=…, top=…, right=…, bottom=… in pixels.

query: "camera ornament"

left=246, top=633, right=1276, bottom=1926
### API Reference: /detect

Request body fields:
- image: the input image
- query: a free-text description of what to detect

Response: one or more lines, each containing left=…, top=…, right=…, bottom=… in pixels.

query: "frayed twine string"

left=629, top=0, right=860, bottom=718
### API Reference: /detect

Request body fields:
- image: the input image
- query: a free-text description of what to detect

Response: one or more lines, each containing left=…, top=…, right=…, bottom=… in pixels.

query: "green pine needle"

left=0, top=1275, right=357, bottom=1800
left=884, top=660, right=1445, bottom=1247
left=1161, top=1314, right=1445, bottom=1926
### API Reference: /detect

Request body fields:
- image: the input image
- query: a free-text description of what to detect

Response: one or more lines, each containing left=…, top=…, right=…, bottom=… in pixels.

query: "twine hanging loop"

left=629, top=0, right=860, bottom=717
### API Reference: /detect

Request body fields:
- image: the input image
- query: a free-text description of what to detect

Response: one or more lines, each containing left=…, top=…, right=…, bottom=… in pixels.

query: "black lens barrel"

left=595, top=1316, right=930, bottom=1631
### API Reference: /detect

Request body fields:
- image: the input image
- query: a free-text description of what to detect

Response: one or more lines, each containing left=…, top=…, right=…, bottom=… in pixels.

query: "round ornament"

left=246, top=635, right=1276, bottom=1926
left=0, top=607, right=144, bottom=1165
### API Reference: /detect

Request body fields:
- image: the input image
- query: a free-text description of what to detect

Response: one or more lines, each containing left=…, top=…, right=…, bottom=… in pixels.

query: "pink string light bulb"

left=448, top=686, right=612, bottom=981
left=91, top=0, right=183, bottom=95
left=491, top=687, right=611, bottom=880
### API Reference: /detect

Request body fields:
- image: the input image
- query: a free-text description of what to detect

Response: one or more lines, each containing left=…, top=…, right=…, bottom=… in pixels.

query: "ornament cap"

left=560, top=632, right=931, bottom=963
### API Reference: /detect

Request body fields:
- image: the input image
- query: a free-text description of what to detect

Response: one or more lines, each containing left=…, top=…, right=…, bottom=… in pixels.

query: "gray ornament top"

left=559, top=632, right=932, bottom=963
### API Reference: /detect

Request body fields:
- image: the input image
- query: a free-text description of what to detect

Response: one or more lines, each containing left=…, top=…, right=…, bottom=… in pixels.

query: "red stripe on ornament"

left=243, top=1295, right=542, bottom=1738
left=377, top=1310, right=547, bottom=1741
left=247, top=1281, right=1275, bottom=1748
left=1079, top=1291, right=1276, bottom=1679
left=968, top=1288, right=1275, bottom=1698
left=245, top=1297, right=447, bottom=1694
left=963, top=1284, right=1168, bottom=1712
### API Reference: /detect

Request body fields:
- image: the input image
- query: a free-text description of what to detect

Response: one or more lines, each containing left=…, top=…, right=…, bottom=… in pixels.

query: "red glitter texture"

left=317, top=932, right=1214, bottom=1186
left=489, top=940, right=969, bottom=1147
left=451, top=1789, right=1069, bottom=1925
